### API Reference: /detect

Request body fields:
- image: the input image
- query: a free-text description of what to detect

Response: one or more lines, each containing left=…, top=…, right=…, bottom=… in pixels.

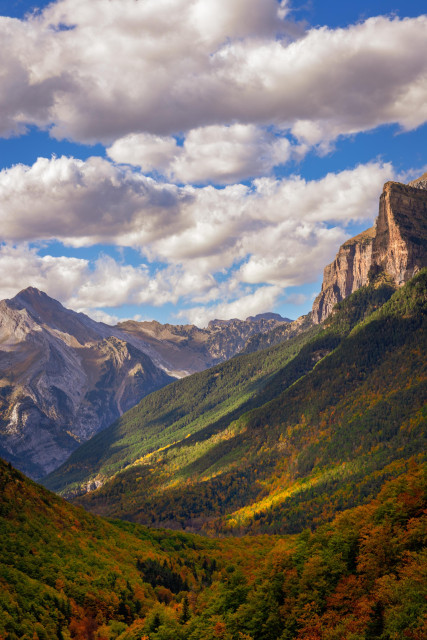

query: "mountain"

left=0, top=288, right=289, bottom=479
left=312, top=178, right=427, bottom=323
left=0, top=288, right=173, bottom=479
left=3, top=456, right=426, bottom=639
left=114, top=312, right=289, bottom=377
left=45, top=268, right=427, bottom=537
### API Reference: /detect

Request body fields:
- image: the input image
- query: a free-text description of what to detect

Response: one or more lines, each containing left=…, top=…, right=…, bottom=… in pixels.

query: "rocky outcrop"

left=312, top=228, right=375, bottom=323
left=312, top=177, right=427, bottom=323
left=370, top=181, right=427, bottom=285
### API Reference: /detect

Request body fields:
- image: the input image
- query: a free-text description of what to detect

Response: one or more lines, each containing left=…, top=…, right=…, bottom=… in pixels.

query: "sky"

left=0, top=0, right=426, bottom=327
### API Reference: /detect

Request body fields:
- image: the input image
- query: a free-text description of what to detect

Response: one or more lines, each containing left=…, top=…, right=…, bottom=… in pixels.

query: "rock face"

left=312, top=228, right=375, bottom=324
left=0, top=288, right=173, bottom=479
left=370, top=181, right=427, bottom=285
left=312, top=178, right=427, bottom=323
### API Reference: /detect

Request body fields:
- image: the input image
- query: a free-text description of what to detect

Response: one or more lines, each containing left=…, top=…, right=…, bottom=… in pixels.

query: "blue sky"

left=0, top=0, right=426, bottom=326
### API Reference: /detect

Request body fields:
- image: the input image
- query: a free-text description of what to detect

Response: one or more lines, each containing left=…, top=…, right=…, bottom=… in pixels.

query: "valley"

left=1, top=175, right=426, bottom=640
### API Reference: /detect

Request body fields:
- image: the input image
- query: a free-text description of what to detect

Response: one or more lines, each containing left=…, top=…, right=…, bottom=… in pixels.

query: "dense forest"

left=1, top=457, right=426, bottom=639
left=44, top=272, right=427, bottom=538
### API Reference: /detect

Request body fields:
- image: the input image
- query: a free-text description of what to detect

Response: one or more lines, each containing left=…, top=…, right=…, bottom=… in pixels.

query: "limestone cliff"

left=312, top=177, right=427, bottom=323
left=370, top=180, right=427, bottom=285
left=311, top=227, right=375, bottom=323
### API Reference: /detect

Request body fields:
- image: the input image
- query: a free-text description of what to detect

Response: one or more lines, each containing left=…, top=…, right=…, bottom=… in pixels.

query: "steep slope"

left=52, top=271, right=426, bottom=534
left=44, top=321, right=323, bottom=496
left=0, top=457, right=275, bottom=640
left=45, top=269, right=426, bottom=536
left=312, top=177, right=427, bottom=323
left=312, top=227, right=375, bottom=323
left=370, top=180, right=427, bottom=284
left=0, top=288, right=173, bottom=478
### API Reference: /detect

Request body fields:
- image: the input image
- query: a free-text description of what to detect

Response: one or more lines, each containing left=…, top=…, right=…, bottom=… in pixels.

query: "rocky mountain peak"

left=312, top=178, right=427, bottom=323
left=7, top=286, right=109, bottom=345
left=408, top=171, right=427, bottom=190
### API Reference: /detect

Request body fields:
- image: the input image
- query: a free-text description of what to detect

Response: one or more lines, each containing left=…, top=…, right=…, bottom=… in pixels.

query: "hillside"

left=44, top=321, right=323, bottom=496
left=45, top=270, right=426, bottom=535
left=2, top=457, right=426, bottom=640
left=0, top=457, right=276, bottom=640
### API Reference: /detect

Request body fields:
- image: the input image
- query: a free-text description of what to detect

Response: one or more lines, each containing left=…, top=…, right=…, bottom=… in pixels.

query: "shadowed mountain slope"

left=45, top=270, right=426, bottom=536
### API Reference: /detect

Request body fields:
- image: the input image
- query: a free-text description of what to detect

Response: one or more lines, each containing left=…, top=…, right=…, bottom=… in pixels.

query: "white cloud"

left=0, top=156, right=394, bottom=323
left=0, top=156, right=392, bottom=288
left=107, top=133, right=179, bottom=175
left=178, top=285, right=283, bottom=327
left=0, top=4, right=425, bottom=154
left=108, top=125, right=292, bottom=184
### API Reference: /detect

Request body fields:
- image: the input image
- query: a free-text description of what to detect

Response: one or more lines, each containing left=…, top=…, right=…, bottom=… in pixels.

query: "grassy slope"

left=64, top=272, right=427, bottom=535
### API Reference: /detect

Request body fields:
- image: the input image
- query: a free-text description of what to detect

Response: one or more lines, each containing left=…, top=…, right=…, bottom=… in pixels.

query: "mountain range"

left=42, top=176, right=427, bottom=537
left=1, top=173, right=426, bottom=639
left=0, top=289, right=289, bottom=478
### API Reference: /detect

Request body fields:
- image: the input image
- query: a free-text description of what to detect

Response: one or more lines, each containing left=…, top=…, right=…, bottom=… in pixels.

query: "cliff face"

left=370, top=181, right=427, bottom=285
left=312, top=178, right=427, bottom=323
left=312, top=228, right=375, bottom=323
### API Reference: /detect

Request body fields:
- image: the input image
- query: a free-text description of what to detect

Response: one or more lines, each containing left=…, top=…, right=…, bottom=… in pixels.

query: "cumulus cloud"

left=0, top=2, right=425, bottom=152
left=0, top=156, right=394, bottom=323
left=0, top=156, right=392, bottom=279
left=107, top=125, right=292, bottom=184
left=178, top=285, right=283, bottom=327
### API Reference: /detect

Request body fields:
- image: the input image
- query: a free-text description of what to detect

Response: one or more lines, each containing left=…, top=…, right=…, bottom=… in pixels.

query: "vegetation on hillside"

left=57, top=272, right=426, bottom=536
left=0, top=458, right=275, bottom=640
left=1, top=457, right=426, bottom=639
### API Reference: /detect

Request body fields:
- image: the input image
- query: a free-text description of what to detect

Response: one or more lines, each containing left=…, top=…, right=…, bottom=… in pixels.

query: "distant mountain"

left=115, top=313, right=290, bottom=377
left=0, top=288, right=175, bottom=478
left=312, top=178, right=427, bottom=322
left=0, top=288, right=289, bottom=478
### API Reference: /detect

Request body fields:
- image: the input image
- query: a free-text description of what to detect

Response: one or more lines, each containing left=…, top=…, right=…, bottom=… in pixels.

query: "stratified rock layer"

left=312, top=228, right=375, bottom=323
left=370, top=181, right=427, bottom=285
left=312, top=178, right=427, bottom=323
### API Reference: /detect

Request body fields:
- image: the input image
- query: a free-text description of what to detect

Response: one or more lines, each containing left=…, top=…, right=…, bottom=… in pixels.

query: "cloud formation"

left=0, top=156, right=393, bottom=324
left=0, top=1, right=425, bottom=153
left=107, top=125, right=292, bottom=185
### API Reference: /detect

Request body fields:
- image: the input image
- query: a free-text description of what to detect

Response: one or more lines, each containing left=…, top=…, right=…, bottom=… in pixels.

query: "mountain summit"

left=312, top=176, right=427, bottom=323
